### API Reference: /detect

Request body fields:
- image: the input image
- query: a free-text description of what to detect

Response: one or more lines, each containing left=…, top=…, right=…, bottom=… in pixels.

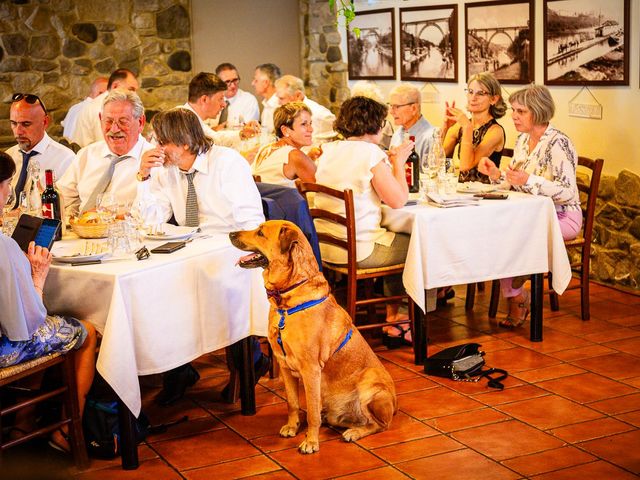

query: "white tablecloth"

left=44, top=234, right=270, bottom=416
left=382, top=192, right=572, bottom=313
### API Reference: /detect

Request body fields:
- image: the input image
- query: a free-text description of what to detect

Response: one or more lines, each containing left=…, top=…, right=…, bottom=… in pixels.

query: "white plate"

left=143, top=224, right=198, bottom=241
left=457, top=182, right=496, bottom=194
left=53, top=252, right=109, bottom=264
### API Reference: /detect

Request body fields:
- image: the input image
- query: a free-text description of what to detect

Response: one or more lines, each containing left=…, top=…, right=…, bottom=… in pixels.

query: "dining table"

left=382, top=191, right=572, bottom=364
left=43, top=231, right=270, bottom=468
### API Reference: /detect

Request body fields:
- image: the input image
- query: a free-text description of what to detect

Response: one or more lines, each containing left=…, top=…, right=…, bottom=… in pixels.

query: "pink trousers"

left=501, top=210, right=583, bottom=298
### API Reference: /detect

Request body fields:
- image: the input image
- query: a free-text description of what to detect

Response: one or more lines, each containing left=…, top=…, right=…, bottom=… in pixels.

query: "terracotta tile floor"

left=6, top=282, right=640, bottom=479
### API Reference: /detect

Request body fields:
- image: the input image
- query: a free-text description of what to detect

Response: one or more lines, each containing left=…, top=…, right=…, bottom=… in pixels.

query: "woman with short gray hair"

left=479, top=84, right=581, bottom=329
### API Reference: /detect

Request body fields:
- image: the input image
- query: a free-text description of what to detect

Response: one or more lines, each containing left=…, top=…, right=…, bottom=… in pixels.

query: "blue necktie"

left=14, top=150, right=39, bottom=209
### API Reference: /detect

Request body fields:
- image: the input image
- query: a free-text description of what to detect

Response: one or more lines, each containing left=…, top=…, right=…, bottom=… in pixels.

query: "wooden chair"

left=0, top=350, right=89, bottom=469
left=463, top=147, right=514, bottom=312
left=296, top=180, right=416, bottom=356
left=479, top=156, right=604, bottom=321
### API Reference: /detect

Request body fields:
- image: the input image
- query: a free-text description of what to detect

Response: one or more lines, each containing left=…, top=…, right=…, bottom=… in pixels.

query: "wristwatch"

left=136, top=171, right=150, bottom=182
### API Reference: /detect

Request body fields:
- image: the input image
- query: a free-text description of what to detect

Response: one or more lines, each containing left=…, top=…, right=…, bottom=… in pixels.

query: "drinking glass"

left=3, top=183, right=16, bottom=215
left=97, top=193, right=117, bottom=223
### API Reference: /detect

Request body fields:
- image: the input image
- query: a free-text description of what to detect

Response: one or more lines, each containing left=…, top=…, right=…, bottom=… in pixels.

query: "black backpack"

left=82, top=374, right=150, bottom=459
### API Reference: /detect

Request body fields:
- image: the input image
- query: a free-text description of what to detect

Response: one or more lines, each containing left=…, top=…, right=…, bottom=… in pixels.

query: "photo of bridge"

left=544, top=0, right=629, bottom=86
left=400, top=6, right=457, bottom=82
left=465, top=1, right=534, bottom=84
left=347, top=8, right=396, bottom=80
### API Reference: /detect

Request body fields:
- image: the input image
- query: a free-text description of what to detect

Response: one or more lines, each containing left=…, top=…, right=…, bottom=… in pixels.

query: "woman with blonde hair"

left=442, top=72, right=507, bottom=183
left=251, top=102, right=317, bottom=187
left=479, top=84, right=581, bottom=328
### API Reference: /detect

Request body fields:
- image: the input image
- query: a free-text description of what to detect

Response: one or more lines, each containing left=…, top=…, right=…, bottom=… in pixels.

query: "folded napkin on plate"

left=427, top=192, right=481, bottom=208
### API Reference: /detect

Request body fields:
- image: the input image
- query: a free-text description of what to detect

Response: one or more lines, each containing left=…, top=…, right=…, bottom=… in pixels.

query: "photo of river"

left=400, top=6, right=457, bottom=82
left=545, top=0, right=628, bottom=85
left=347, top=9, right=396, bottom=79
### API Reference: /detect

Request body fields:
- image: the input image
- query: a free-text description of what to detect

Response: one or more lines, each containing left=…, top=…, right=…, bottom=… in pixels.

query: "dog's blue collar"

left=275, top=297, right=352, bottom=357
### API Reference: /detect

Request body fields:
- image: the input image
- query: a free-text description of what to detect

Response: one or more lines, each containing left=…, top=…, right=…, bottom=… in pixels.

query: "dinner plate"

left=457, top=182, right=496, bottom=194
left=53, top=252, right=110, bottom=264
left=143, top=224, right=199, bottom=241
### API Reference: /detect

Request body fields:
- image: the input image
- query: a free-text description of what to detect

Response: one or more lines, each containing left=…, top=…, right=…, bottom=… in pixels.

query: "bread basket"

left=69, top=218, right=110, bottom=239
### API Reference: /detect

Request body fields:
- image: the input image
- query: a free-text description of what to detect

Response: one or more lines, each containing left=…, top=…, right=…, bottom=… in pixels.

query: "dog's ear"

left=279, top=225, right=299, bottom=254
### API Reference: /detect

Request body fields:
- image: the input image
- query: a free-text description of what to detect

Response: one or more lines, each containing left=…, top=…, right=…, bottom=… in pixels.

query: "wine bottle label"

left=405, top=162, right=414, bottom=187
left=42, top=202, right=54, bottom=219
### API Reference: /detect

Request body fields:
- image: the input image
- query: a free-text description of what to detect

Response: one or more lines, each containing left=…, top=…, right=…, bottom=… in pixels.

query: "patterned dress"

left=456, top=118, right=505, bottom=183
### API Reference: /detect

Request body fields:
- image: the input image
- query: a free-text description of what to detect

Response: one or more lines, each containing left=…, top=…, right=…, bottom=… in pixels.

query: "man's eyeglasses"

left=465, top=88, right=490, bottom=97
left=224, top=78, right=240, bottom=86
left=387, top=102, right=415, bottom=110
left=12, top=93, right=48, bottom=114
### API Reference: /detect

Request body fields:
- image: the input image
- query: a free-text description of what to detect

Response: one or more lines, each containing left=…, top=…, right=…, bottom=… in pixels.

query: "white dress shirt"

left=179, top=103, right=241, bottom=149
left=71, top=91, right=107, bottom=147
left=210, top=89, right=260, bottom=127
left=136, top=145, right=264, bottom=233
left=61, top=97, right=91, bottom=140
left=7, top=132, right=75, bottom=190
left=303, top=97, right=336, bottom=144
left=260, top=94, right=280, bottom=134
left=58, top=135, right=153, bottom=218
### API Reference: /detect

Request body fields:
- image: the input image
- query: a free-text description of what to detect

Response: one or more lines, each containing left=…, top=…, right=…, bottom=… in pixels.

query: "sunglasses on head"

left=12, top=93, right=48, bottom=114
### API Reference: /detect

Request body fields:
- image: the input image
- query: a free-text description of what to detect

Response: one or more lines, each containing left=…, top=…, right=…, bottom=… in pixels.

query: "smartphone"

left=11, top=214, right=60, bottom=252
left=150, top=241, right=186, bottom=254
left=474, top=193, right=508, bottom=200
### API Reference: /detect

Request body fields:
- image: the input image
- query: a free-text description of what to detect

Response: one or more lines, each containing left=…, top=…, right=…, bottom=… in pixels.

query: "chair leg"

left=548, top=272, right=560, bottom=311
left=465, top=283, right=476, bottom=311
left=61, top=351, right=89, bottom=469
left=581, top=261, right=590, bottom=321
left=488, top=280, right=500, bottom=318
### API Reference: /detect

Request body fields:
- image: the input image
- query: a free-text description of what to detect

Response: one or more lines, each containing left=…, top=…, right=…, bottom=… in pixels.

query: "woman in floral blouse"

left=479, top=84, right=581, bottom=328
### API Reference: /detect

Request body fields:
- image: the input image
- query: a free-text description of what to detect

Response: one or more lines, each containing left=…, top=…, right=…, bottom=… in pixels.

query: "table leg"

left=117, top=398, right=139, bottom=470
left=413, top=298, right=427, bottom=365
left=237, top=337, right=256, bottom=415
left=530, top=273, right=544, bottom=342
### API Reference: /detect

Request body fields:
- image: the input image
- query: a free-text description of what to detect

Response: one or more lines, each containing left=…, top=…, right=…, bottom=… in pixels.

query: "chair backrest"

left=501, top=147, right=514, bottom=159
left=296, top=180, right=357, bottom=274
left=577, top=156, right=604, bottom=248
left=252, top=174, right=261, bottom=183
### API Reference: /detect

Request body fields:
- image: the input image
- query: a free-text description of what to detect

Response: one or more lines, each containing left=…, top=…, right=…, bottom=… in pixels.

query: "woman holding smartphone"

left=478, top=84, right=581, bottom=328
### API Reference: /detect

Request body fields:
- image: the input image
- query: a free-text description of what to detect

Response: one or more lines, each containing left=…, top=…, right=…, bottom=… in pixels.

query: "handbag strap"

left=479, top=368, right=508, bottom=390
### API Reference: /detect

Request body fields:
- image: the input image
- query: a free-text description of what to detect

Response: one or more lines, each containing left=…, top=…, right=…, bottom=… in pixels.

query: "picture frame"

left=347, top=8, right=396, bottom=80
left=399, top=5, right=458, bottom=82
left=543, top=0, right=630, bottom=86
left=465, top=0, right=534, bottom=84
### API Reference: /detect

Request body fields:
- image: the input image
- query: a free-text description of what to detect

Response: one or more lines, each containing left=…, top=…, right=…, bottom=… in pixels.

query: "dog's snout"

left=229, top=231, right=238, bottom=241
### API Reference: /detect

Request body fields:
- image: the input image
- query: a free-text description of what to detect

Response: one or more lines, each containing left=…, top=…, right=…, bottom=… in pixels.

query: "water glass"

left=1, top=215, right=17, bottom=236
left=419, top=174, right=436, bottom=202
left=444, top=173, right=458, bottom=195
left=97, top=193, right=117, bottom=223
left=107, top=221, right=131, bottom=256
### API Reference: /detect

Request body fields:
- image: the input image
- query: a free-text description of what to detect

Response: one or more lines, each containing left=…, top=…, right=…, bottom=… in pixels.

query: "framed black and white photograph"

left=347, top=8, right=396, bottom=80
left=399, top=5, right=457, bottom=82
left=544, top=0, right=629, bottom=86
left=465, top=0, right=534, bottom=84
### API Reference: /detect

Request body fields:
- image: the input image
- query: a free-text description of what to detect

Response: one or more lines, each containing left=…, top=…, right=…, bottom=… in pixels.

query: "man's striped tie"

left=184, top=171, right=199, bottom=227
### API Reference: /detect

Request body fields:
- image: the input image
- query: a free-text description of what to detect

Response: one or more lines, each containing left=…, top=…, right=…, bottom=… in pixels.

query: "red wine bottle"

left=41, top=169, right=62, bottom=240
left=405, top=135, right=420, bottom=193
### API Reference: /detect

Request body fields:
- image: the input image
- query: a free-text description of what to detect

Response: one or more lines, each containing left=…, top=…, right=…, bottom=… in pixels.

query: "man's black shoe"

left=220, top=353, right=271, bottom=402
left=155, top=363, right=200, bottom=406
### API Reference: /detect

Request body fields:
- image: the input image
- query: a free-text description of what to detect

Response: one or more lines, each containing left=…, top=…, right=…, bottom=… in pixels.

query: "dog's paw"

left=298, top=438, right=320, bottom=454
left=279, top=424, right=299, bottom=438
left=342, top=428, right=364, bottom=442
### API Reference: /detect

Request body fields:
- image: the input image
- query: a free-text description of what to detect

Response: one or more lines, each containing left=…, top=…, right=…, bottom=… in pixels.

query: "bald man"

left=7, top=93, right=75, bottom=206
left=62, top=77, right=108, bottom=141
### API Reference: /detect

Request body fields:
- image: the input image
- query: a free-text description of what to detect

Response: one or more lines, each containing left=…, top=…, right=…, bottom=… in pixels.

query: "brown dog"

left=229, top=220, right=397, bottom=454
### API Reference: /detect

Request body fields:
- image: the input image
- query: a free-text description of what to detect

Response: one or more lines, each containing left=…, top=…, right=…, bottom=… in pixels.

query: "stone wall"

left=589, top=169, right=640, bottom=291
left=0, top=0, right=193, bottom=147
left=299, top=0, right=349, bottom=114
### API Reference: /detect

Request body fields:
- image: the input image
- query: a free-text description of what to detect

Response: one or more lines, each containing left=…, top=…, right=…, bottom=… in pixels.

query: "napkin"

left=426, top=192, right=481, bottom=208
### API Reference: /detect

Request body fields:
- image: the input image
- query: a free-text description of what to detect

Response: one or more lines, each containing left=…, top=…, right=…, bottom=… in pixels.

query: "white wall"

left=344, top=0, right=640, bottom=176
left=191, top=0, right=301, bottom=99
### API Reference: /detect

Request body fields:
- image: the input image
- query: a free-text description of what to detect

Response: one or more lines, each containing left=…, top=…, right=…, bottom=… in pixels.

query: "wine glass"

left=3, top=183, right=16, bottom=215
left=96, top=192, right=117, bottom=223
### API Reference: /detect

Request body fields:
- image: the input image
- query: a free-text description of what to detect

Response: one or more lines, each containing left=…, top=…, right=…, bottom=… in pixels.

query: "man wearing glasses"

left=7, top=93, right=75, bottom=205
left=212, top=63, right=260, bottom=129
left=388, top=84, right=436, bottom=163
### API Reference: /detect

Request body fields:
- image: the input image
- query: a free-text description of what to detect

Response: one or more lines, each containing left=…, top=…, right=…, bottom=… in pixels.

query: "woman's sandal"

left=499, top=291, right=531, bottom=329
left=382, top=323, right=412, bottom=349
left=48, top=427, right=71, bottom=454
left=436, top=287, right=455, bottom=307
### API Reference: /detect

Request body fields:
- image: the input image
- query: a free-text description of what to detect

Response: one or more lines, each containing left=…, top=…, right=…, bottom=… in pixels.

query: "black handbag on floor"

left=424, top=343, right=508, bottom=389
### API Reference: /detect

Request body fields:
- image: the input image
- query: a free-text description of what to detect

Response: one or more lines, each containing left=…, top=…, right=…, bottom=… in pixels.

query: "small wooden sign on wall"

left=568, top=86, right=603, bottom=120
